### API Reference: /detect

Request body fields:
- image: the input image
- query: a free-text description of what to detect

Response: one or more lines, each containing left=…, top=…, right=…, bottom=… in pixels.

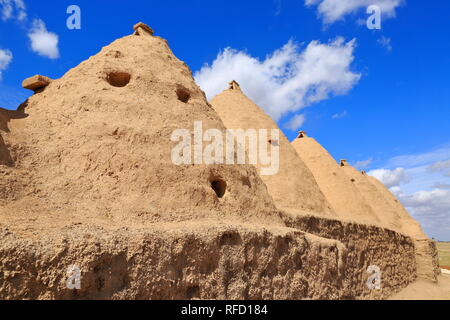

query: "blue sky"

left=0, top=0, right=449, bottom=240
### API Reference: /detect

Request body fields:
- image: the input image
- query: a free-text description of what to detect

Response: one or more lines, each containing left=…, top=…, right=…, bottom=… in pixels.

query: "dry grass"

left=437, top=242, right=450, bottom=268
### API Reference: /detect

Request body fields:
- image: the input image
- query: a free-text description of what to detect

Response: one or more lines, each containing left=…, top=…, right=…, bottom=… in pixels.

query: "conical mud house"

left=210, top=81, right=334, bottom=217
left=211, top=81, right=440, bottom=299
left=293, top=134, right=440, bottom=282
left=338, top=162, right=440, bottom=282
left=290, top=132, right=380, bottom=224
left=0, top=23, right=439, bottom=300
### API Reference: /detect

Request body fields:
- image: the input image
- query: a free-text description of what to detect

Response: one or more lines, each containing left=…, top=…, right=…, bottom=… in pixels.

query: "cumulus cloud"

left=370, top=144, right=450, bottom=240
left=1, top=2, right=59, bottom=60
left=0, top=0, right=26, bottom=21
left=398, top=188, right=450, bottom=240
left=368, top=167, right=410, bottom=188
left=401, top=189, right=450, bottom=209
left=195, top=38, right=360, bottom=121
left=27, top=19, right=59, bottom=59
left=305, top=0, right=403, bottom=24
left=285, top=114, right=305, bottom=131
left=0, top=48, right=12, bottom=80
left=389, top=185, right=401, bottom=195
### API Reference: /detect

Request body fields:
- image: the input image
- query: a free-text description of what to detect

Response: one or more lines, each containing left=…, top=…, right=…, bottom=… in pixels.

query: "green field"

left=437, top=242, right=450, bottom=268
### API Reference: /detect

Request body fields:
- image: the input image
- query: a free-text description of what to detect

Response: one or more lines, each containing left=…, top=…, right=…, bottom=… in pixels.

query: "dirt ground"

left=390, top=242, right=450, bottom=299
left=389, top=274, right=450, bottom=300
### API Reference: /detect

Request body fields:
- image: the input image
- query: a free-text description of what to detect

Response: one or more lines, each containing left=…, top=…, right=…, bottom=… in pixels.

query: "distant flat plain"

left=437, top=242, right=450, bottom=269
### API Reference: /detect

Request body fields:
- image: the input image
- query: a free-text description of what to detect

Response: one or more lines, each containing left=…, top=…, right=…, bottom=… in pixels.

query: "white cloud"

left=428, top=159, right=450, bottom=177
left=397, top=188, right=450, bottom=240
left=427, top=159, right=450, bottom=178
left=377, top=36, right=392, bottom=51
left=401, top=189, right=450, bottom=209
left=27, top=19, right=59, bottom=59
left=432, top=183, right=450, bottom=190
left=1, top=2, right=59, bottom=59
left=0, top=0, right=26, bottom=21
left=305, top=0, right=403, bottom=25
left=387, top=144, right=450, bottom=168
left=0, top=48, right=12, bottom=80
left=332, top=110, right=347, bottom=119
left=389, top=186, right=401, bottom=195
left=195, top=38, right=360, bottom=121
left=370, top=144, right=450, bottom=240
left=285, top=114, right=305, bottom=131
left=353, top=157, right=373, bottom=170
left=368, top=167, right=410, bottom=188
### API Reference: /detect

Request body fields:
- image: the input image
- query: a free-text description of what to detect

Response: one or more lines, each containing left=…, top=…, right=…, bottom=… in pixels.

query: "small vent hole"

left=106, top=72, right=131, bottom=87
left=176, top=87, right=191, bottom=103
left=210, top=178, right=226, bottom=198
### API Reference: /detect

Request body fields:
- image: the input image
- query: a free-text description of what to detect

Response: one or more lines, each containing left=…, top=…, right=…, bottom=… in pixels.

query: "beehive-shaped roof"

left=0, top=24, right=280, bottom=226
left=210, top=82, right=334, bottom=217
left=342, top=166, right=437, bottom=280
left=367, top=176, right=427, bottom=239
left=340, top=164, right=405, bottom=232
left=292, top=135, right=380, bottom=224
